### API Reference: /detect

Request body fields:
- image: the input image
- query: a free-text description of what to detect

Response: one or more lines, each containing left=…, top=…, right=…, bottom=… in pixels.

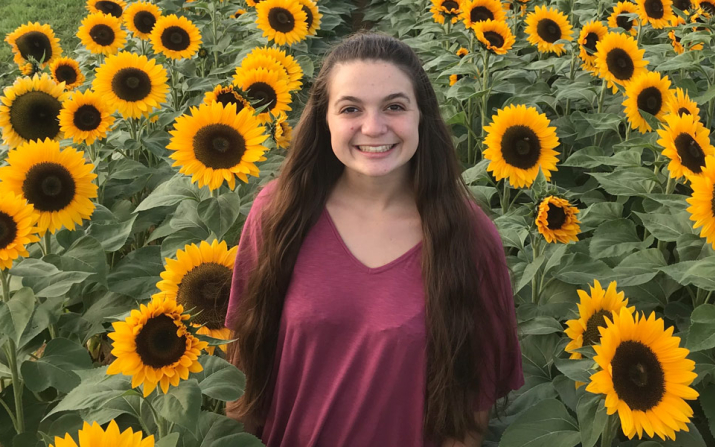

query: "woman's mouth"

left=355, top=144, right=397, bottom=153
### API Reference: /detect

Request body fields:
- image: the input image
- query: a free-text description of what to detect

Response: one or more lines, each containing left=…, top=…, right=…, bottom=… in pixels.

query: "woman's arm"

left=440, top=410, right=489, bottom=447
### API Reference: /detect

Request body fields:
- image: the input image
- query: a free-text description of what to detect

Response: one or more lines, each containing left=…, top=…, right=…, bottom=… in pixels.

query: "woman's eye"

left=387, top=104, right=405, bottom=111
left=341, top=107, right=358, bottom=114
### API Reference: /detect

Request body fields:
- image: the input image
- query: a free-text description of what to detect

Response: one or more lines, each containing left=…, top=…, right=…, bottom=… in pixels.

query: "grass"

left=0, top=0, right=86, bottom=87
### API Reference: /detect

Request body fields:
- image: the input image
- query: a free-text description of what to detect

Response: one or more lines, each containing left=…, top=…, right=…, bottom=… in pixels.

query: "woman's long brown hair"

left=230, top=32, right=519, bottom=443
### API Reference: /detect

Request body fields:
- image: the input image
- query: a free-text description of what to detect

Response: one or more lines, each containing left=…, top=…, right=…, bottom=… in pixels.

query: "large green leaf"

left=195, top=356, right=245, bottom=402
left=154, top=379, right=202, bottom=437
left=660, top=257, right=715, bottom=291
left=612, top=249, right=667, bottom=287
left=576, top=393, right=608, bottom=447
left=589, top=219, right=652, bottom=259
left=21, top=338, right=92, bottom=393
left=60, top=235, right=108, bottom=285
left=635, top=211, right=694, bottom=242
left=686, top=304, right=715, bottom=352
left=198, top=192, right=242, bottom=240
left=589, top=168, right=658, bottom=196
left=0, top=287, right=35, bottom=345
left=499, top=399, right=580, bottom=447
left=553, top=253, right=614, bottom=285
left=87, top=214, right=138, bottom=252
left=107, top=246, right=164, bottom=298
left=134, top=175, right=207, bottom=213
left=44, top=367, right=131, bottom=419
left=519, top=316, right=563, bottom=336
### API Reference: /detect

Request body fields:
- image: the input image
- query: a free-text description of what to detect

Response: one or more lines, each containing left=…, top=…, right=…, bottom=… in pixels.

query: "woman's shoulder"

left=250, top=179, right=279, bottom=213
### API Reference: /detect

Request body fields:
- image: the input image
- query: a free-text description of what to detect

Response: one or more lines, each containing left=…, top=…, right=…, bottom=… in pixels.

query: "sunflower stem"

left=1, top=271, right=24, bottom=435
left=479, top=50, right=491, bottom=154
left=501, top=180, right=511, bottom=215
left=531, top=236, right=542, bottom=304
left=43, top=232, right=51, bottom=256
left=664, top=175, right=675, bottom=195
left=0, top=395, right=18, bottom=430
left=600, top=413, right=619, bottom=447
left=211, top=1, right=219, bottom=68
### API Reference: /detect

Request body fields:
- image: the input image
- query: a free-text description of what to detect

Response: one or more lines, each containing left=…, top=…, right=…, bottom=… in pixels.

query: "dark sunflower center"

left=161, top=26, right=191, bottom=51
left=483, top=31, right=504, bottom=48
left=677, top=107, right=691, bottom=116
left=111, top=68, right=152, bottom=102
left=582, top=310, right=613, bottom=346
left=73, top=105, right=102, bottom=131
left=176, top=263, right=232, bottom=329
left=611, top=340, right=665, bottom=411
left=644, top=0, right=665, bottom=18
left=500, top=125, right=541, bottom=169
left=537, top=18, right=561, bottom=43
left=247, top=81, right=277, bottom=110
left=637, top=86, right=663, bottom=116
left=443, top=0, right=459, bottom=11
left=22, top=162, right=76, bottom=212
left=268, top=7, right=296, bottom=33
left=135, top=314, right=187, bottom=368
left=9, top=91, right=61, bottom=142
left=0, top=212, right=18, bottom=250
left=675, top=133, right=706, bottom=174
left=702, top=1, right=715, bottom=13
left=470, top=6, right=494, bottom=22
left=134, top=11, right=157, bottom=34
left=546, top=204, right=566, bottom=230
left=89, top=24, right=116, bottom=46
left=711, top=185, right=715, bottom=215
left=605, top=48, right=635, bottom=81
left=95, top=1, right=123, bottom=18
left=192, top=123, right=247, bottom=169
left=301, top=5, right=314, bottom=29
left=15, top=31, right=54, bottom=63
left=55, top=64, right=78, bottom=84
left=673, top=0, right=692, bottom=10
left=616, top=13, right=634, bottom=31
left=584, top=32, right=599, bottom=54
left=216, top=92, right=245, bottom=111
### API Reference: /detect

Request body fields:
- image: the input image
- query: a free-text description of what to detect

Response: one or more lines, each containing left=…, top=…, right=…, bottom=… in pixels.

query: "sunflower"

left=473, top=19, right=515, bottom=54
left=0, top=73, right=68, bottom=149
left=203, top=84, right=252, bottom=113
left=460, top=0, right=506, bottom=28
left=657, top=113, right=715, bottom=181
left=594, top=32, right=648, bottom=93
left=19, top=61, right=43, bottom=77
left=234, top=8, right=247, bottom=18
left=233, top=67, right=292, bottom=123
left=586, top=308, right=699, bottom=440
left=50, top=420, right=154, bottom=447
left=154, top=240, right=238, bottom=355
left=149, top=14, right=202, bottom=60
left=93, top=51, right=169, bottom=119
left=49, top=58, right=84, bottom=91
left=608, top=1, right=640, bottom=35
left=167, top=101, right=268, bottom=190
left=449, top=74, right=464, bottom=86
left=635, top=0, right=675, bottom=28
left=5, top=22, right=63, bottom=71
left=59, top=89, right=116, bottom=145
left=86, top=0, right=127, bottom=18
left=0, top=139, right=97, bottom=235
left=535, top=196, right=580, bottom=243
left=483, top=104, right=560, bottom=188
left=256, top=0, right=309, bottom=46
left=622, top=71, right=674, bottom=134
left=525, top=5, right=574, bottom=56
left=124, top=1, right=162, bottom=40
left=687, top=155, right=715, bottom=247
left=0, top=192, right=39, bottom=270
left=456, top=47, right=469, bottom=57
left=275, top=113, right=292, bottom=149
left=237, top=54, right=295, bottom=91
left=667, top=87, right=700, bottom=118
left=246, top=46, right=304, bottom=92
left=578, top=21, right=608, bottom=69
left=107, top=295, right=207, bottom=396
left=565, top=280, right=634, bottom=361
left=77, top=12, right=127, bottom=56
left=297, top=0, right=322, bottom=35
left=697, top=0, right=715, bottom=14
left=430, top=0, right=461, bottom=24
left=672, top=0, right=694, bottom=11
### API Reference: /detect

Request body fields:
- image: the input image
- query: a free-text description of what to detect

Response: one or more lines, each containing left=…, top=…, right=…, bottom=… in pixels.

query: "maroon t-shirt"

left=225, top=181, right=523, bottom=446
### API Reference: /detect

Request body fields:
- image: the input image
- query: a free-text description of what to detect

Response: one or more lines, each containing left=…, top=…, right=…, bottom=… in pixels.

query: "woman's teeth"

left=357, top=144, right=394, bottom=153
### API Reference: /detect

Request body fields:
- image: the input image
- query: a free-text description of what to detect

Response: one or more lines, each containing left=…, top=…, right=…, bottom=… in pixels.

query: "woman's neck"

left=330, top=168, right=415, bottom=213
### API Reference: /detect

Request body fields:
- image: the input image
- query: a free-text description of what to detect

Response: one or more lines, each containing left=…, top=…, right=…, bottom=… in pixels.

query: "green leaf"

left=9, top=258, right=60, bottom=277
left=156, top=433, right=180, bottom=447
left=520, top=334, right=562, bottom=378
left=461, top=159, right=489, bottom=185
left=553, top=253, right=614, bottom=285
left=515, top=255, right=546, bottom=294
left=590, top=219, right=651, bottom=259
left=44, top=367, right=131, bottom=419
left=60, top=235, right=108, bottom=284
left=554, top=357, right=594, bottom=383
left=660, top=258, right=715, bottom=291
left=34, top=271, right=93, bottom=298
left=107, top=246, right=163, bottom=298
left=662, top=423, right=706, bottom=447
left=635, top=211, right=694, bottom=242
left=570, top=112, right=621, bottom=140
left=21, top=338, right=92, bottom=393
left=576, top=393, right=608, bottom=447
left=700, top=383, right=715, bottom=440
left=658, top=50, right=702, bottom=71
left=0, top=288, right=35, bottom=344
left=578, top=202, right=623, bottom=232
left=613, top=249, right=667, bottom=287
left=589, top=168, right=658, bottom=196
left=519, top=316, right=563, bottom=336
left=195, top=356, right=245, bottom=402
left=87, top=215, right=138, bottom=252
left=134, top=175, right=205, bottom=213
left=499, top=399, right=580, bottom=447
left=154, top=379, right=202, bottom=437
left=198, top=192, right=242, bottom=240
left=686, top=304, right=715, bottom=352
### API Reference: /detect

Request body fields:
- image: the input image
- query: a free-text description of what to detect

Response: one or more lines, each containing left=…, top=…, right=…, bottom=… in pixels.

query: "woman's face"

left=325, top=60, right=420, bottom=181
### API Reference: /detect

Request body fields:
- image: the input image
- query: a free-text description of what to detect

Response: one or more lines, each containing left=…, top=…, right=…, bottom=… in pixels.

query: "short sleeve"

left=470, top=203, right=524, bottom=412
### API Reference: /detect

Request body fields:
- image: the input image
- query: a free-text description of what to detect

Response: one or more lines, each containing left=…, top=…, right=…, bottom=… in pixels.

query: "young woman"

left=225, top=33, right=523, bottom=447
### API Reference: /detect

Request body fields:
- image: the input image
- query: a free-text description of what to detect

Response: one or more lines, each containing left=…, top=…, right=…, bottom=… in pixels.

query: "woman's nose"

left=361, top=111, right=387, bottom=135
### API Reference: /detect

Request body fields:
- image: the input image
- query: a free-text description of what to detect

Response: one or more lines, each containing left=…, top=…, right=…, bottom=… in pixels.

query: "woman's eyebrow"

left=334, top=92, right=411, bottom=106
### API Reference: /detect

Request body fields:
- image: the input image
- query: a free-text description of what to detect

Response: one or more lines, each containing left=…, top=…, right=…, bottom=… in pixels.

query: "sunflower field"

left=1, top=0, right=715, bottom=445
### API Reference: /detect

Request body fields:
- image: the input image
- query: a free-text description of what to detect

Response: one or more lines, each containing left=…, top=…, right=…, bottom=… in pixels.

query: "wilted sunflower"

left=77, top=12, right=127, bottom=56
left=483, top=104, right=560, bottom=188
left=154, top=240, right=238, bottom=355
left=578, top=21, right=608, bottom=69
left=456, top=47, right=469, bottom=57
left=107, top=295, right=207, bottom=396
left=50, top=420, right=154, bottom=447
left=93, top=51, right=169, bottom=119
left=459, top=0, right=506, bottom=28
left=430, top=0, right=461, bottom=24
left=49, top=58, right=85, bottom=91
left=525, top=5, right=574, bottom=56
left=657, top=113, right=714, bottom=181
left=535, top=196, right=580, bottom=243
left=667, top=87, right=700, bottom=118
left=0, top=138, right=97, bottom=235
left=473, top=19, right=515, bottom=54
left=203, top=84, right=252, bottom=113
left=124, top=1, right=162, bottom=40
left=635, top=0, right=675, bottom=28
left=275, top=113, right=292, bottom=149
left=586, top=308, right=699, bottom=440
left=150, top=14, right=202, bottom=60
left=594, top=32, right=648, bottom=93
left=237, top=54, right=295, bottom=91
left=86, top=0, right=126, bottom=18
left=246, top=46, right=304, bottom=92
left=0, top=73, right=68, bottom=149
left=233, top=67, right=292, bottom=123
left=608, top=1, right=639, bottom=35
left=623, top=71, right=674, bottom=133
left=5, top=22, right=62, bottom=70
left=0, top=192, right=39, bottom=270
left=167, top=101, right=268, bottom=190
left=296, top=0, right=322, bottom=35
left=59, top=89, right=116, bottom=145
left=256, top=0, right=309, bottom=46
left=687, top=155, right=715, bottom=247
